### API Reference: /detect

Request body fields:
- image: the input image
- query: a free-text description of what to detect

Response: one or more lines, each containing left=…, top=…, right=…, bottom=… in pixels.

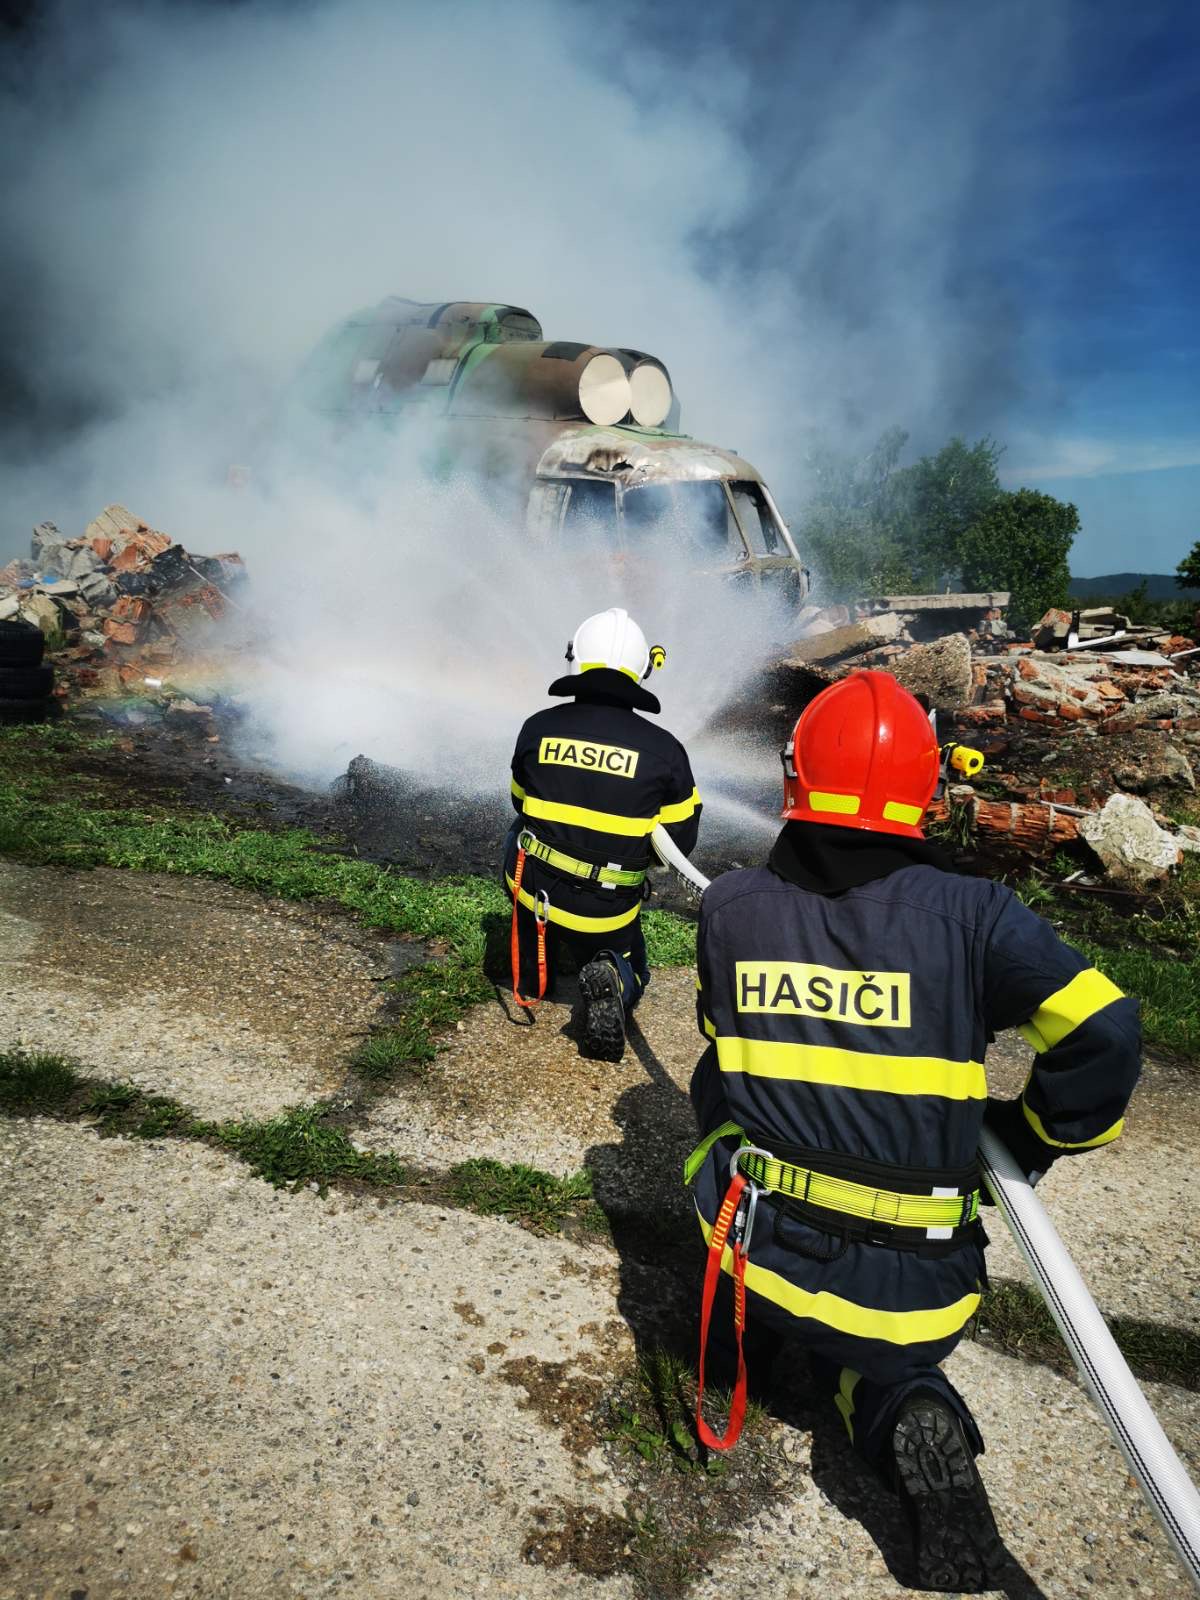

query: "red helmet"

left=781, top=670, right=939, bottom=838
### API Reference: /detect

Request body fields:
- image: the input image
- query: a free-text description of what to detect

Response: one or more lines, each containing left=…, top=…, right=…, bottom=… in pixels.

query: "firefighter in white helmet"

left=504, top=607, right=701, bottom=1060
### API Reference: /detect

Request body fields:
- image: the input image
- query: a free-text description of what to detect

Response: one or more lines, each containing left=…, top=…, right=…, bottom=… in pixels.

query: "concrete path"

left=1, top=862, right=1196, bottom=1598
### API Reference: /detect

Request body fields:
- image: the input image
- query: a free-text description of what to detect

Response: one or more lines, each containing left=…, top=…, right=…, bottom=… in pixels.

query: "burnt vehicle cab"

left=528, top=426, right=804, bottom=596
left=300, top=297, right=809, bottom=598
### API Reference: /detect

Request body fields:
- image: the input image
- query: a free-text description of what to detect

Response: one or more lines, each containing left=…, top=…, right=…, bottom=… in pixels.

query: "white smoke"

left=0, top=0, right=1077, bottom=792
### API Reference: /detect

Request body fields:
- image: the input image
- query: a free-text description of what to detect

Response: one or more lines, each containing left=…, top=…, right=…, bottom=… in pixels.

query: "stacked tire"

left=0, top=620, right=56, bottom=723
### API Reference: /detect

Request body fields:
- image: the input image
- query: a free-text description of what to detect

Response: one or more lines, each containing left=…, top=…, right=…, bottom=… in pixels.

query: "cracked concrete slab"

left=0, top=862, right=392, bottom=1120
left=1, top=1120, right=1195, bottom=1599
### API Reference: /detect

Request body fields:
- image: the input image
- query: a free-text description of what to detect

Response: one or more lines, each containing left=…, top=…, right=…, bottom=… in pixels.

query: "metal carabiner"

left=534, top=889, right=550, bottom=929
left=728, top=1143, right=775, bottom=1260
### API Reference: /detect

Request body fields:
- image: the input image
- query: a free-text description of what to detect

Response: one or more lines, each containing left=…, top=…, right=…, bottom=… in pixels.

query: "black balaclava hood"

left=768, top=818, right=954, bottom=895
left=546, top=666, right=660, bottom=714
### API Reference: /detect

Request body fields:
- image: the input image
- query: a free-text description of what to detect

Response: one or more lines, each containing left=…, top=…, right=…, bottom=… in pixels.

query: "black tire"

left=0, top=697, right=52, bottom=724
left=0, top=619, right=45, bottom=667
left=0, top=664, right=54, bottom=698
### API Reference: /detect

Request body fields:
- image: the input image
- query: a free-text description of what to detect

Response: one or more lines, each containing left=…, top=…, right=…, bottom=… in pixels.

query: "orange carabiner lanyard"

left=695, top=1170, right=752, bottom=1452
left=510, top=844, right=549, bottom=1010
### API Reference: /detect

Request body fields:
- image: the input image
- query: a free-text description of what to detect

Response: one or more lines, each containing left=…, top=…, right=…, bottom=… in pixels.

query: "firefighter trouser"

left=702, top=1265, right=984, bottom=1482
left=502, top=824, right=650, bottom=1009
left=704, top=1216, right=985, bottom=1478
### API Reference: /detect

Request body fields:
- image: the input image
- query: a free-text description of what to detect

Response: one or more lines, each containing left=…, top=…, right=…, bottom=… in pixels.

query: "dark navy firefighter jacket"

left=691, top=844, right=1141, bottom=1383
left=508, top=667, right=700, bottom=939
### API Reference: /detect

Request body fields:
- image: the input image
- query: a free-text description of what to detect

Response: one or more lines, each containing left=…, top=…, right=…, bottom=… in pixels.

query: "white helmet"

left=566, top=608, right=666, bottom=682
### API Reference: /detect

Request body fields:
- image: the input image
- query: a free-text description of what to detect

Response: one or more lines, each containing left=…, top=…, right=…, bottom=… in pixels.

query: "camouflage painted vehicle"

left=301, top=298, right=809, bottom=602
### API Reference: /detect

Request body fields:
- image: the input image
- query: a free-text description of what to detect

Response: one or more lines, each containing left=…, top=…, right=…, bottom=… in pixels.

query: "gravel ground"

left=1, top=865, right=1197, bottom=1597
left=0, top=1121, right=1193, bottom=1600
left=0, top=863, right=393, bottom=1120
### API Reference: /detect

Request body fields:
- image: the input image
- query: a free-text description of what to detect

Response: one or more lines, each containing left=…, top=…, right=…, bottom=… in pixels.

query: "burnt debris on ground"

left=0, top=503, right=247, bottom=732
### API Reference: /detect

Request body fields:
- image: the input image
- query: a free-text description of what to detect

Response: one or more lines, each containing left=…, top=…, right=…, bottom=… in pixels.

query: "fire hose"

left=650, top=823, right=1200, bottom=1590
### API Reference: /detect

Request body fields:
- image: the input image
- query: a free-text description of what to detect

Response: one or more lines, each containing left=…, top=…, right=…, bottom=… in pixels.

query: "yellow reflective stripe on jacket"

left=697, top=1208, right=980, bottom=1344
left=702, top=1013, right=717, bottom=1039
left=520, top=793, right=658, bottom=838
left=658, top=787, right=701, bottom=825
left=1022, top=1100, right=1125, bottom=1150
left=714, top=1036, right=987, bottom=1101
left=1018, top=967, right=1125, bottom=1053
left=506, top=873, right=641, bottom=934
left=511, top=777, right=526, bottom=802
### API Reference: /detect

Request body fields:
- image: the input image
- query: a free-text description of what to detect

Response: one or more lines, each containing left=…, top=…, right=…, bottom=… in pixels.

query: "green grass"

left=0, top=739, right=697, bottom=1069
left=447, top=1157, right=602, bottom=1234
left=975, top=1278, right=1200, bottom=1391
left=0, top=1048, right=614, bottom=1230
left=211, top=1103, right=409, bottom=1191
left=604, top=1348, right=763, bottom=1476
left=0, top=1047, right=81, bottom=1112
left=1079, top=943, right=1200, bottom=1056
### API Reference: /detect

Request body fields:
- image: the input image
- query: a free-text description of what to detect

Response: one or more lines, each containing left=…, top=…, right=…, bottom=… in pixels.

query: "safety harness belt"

left=517, top=828, right=646, bottom=889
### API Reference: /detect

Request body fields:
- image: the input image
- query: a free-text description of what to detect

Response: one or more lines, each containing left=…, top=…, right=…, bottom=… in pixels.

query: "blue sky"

left=628, top=0, right=1199, bottom=575
left=993, top=3, right=1199, bottom=571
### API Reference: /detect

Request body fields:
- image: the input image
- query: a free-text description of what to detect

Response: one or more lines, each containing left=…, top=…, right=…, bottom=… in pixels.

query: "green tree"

left=891, top=436, right=1004, bottom=588
left=1176, top=540, right=1200, bottom=591
left=798, top=427, right=915, bottom=599
left=956, top=488, right=1078, bottom=632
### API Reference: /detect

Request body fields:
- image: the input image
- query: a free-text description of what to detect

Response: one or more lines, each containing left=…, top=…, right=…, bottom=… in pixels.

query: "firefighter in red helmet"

left=687, top=671, right=1141, bottom=1592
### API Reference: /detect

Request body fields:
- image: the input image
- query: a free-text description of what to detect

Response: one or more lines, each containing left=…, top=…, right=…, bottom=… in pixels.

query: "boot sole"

left=892, top=1398, right=1008, bottom=1592
left=577, top=961, right=626, bottom=1062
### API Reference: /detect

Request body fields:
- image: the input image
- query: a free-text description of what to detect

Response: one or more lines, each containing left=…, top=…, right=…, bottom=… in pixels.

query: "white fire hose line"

left=650, top=824, right=1200, bottom=1590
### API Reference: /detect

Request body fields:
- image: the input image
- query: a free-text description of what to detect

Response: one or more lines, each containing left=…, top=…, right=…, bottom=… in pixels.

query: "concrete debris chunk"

left=888, top=632, right=974, bottom=709
left=784, top=611, right=902, bottom=665
left=16, top=593, right=62, bottom=636
left=1079, top=794, right=1182, bottom=886
left=83, top=504, right=143, bottom=550
left=1113, top=742, right=1195, bottom=793
left=30, top=521, right=68, bottom=574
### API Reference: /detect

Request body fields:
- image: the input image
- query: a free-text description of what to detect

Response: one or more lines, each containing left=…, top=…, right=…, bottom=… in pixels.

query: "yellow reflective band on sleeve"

left=834, top=1367, right=861, bottom=1442
left=511, top=777, right=526, bottom=801
left=696, top=1207, right=980, bottom=1344
left=658, top=788, right=701, bottom=825
left=882, top=801, right=924, bottom=826
left=520, top=793, right=657, bottom=837
left=506, top=874, right=641, bottom=934
left=808, top=791, right=861, bottom=816
left=702, top=1013, right=717, bottom=1039
left=1018, top=967, right=1126, bottom=1053
left=1021, top=1100, right=1125, bottom=1150
left=714, top=1037, right=986, bottom=1101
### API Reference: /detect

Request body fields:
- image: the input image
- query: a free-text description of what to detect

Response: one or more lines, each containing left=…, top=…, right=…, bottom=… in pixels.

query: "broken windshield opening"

left=560, top=479, right=619, bottom=547
left=729, top=482, right=780, bottom=554
left=620, top=481, right=740, bottom=558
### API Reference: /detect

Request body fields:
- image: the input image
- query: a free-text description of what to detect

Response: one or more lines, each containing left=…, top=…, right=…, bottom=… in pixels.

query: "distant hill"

left=1069, top=572, right=1200, bottom=601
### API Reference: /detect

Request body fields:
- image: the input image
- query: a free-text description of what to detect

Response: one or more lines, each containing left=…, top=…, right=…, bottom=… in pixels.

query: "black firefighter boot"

left=890, top=1389, right=1008, bottom=1592
left=577, top=957, right=626, bottom=1062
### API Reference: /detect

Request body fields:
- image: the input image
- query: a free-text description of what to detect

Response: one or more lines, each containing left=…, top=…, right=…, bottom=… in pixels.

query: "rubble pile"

left=775, top=592, right=1200, bottom=887
left=0, top=505, right=245, bottom=705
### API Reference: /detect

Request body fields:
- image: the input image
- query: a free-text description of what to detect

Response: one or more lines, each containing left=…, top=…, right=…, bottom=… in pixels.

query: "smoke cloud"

left=0, top=0, right=1080, bottom=794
